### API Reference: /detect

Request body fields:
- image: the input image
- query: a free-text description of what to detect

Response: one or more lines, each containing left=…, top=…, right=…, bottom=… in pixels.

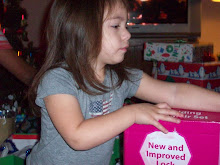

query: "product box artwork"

left=153, top=61, right=220, bottom=93
left=144, top=42, right=213, bottom=63
left=124, top=109, right=220, bottom=165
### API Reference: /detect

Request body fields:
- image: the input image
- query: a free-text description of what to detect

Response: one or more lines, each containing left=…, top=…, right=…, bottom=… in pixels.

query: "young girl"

left=26, top=0, right=220, bottom=164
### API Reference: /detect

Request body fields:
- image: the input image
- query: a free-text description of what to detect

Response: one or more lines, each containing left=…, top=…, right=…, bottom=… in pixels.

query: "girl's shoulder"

left=107, top=68, right=143, bottom=87
left=37, top=67, right=78, bottom=99
left=44, top=67, right=72, bottom=80
left=125, top=68, right=143, bottom=81
left=41, top=67, right=76, bottom=88
left=125, top=67, right=142, bottom=74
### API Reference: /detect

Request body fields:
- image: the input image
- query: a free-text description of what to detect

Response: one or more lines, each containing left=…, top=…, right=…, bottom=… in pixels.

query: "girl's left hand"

left=130, top=102, right=184, bottom=134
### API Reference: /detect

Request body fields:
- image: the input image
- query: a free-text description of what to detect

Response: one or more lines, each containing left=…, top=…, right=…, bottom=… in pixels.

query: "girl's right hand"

left=128, top=102, right=184, bottom=134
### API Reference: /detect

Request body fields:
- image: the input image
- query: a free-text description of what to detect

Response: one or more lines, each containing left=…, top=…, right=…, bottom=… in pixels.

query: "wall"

left=199, top=0, right=220, bottom=55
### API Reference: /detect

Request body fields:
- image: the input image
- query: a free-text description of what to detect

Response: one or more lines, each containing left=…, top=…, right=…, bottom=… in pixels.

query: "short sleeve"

left=0, top=30, right=12, bottom=49
left=35, top=68, right=78, bottom=108
left=122, top=69, right=143, bottom=98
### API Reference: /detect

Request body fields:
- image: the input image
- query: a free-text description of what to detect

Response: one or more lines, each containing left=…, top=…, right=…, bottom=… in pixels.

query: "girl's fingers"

left=151, top=120, right=169, bottom=134
left=157, top=108, right=184, bottom=118
left=157, top=113, right=181, bottom=124
left=156, top=102, right=171, bottom=109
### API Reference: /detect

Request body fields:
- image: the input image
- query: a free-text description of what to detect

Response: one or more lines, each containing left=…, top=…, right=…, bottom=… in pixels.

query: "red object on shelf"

left=153, top=61, right=220, bottom=92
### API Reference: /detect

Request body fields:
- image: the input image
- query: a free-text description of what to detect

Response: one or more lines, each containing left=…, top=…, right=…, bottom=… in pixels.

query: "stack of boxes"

left=144, top=42, right=220, bottom=92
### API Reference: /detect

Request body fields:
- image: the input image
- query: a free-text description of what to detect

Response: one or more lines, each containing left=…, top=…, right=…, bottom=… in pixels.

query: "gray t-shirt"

left=26, top=67, right=143, bottom=165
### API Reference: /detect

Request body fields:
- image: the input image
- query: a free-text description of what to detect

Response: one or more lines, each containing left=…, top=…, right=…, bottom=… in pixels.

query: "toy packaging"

left=144, top=42, right=213, bottom=63
left=153, top=61, right=220, bottom=92
left=124, top=109, right=220, bottom=165
left=0, top=134, right=39, bottom=162
left=10, top=134, right=39, bottom=151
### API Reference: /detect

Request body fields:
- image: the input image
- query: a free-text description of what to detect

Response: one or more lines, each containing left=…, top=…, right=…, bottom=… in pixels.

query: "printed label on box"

left=140, top=131, right=191, bottom=165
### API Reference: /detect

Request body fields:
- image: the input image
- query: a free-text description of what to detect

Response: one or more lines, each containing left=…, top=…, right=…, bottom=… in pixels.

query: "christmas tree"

left=1, top=0, right=28, bottom=49
left=0, top=0, right=36, bottom=66
left=0, top=0, right=32, bottom=100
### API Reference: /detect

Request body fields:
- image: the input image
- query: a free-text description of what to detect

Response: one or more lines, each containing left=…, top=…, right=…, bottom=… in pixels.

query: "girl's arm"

left=44, top=94, right=183, bottom=150
left=135, top=73, right=220, bottom=111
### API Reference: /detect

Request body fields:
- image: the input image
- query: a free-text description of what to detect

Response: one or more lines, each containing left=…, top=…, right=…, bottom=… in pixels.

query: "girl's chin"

left=104, top=53, right=125, bottom=65
left=106, top=59, right=124, bottom=65
left=112, top=58, right=125, bottom=65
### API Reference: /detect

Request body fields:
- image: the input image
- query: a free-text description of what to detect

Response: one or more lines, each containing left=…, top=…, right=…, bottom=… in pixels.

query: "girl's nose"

left=122, top=28, right=131, bottom=41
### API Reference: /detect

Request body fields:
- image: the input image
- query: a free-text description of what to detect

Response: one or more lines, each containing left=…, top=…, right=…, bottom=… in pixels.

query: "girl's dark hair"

left=28, top=0, right=130, bottom=115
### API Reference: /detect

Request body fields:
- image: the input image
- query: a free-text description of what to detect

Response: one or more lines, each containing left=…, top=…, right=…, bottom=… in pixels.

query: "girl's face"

left=96, top=3, right=131, bottom=70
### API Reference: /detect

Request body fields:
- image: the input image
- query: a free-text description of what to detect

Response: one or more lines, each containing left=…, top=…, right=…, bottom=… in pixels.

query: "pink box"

left=124, top=109, right=220, bottom=165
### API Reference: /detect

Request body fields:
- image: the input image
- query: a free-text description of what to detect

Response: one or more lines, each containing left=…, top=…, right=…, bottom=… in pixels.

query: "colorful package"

left=153, top=61, right=220, bottom=92
left=124, top=109, right=220, bottom=165
left=144, top=42, right=213, bottom=63
left=11, top=134, right=39, bottom=151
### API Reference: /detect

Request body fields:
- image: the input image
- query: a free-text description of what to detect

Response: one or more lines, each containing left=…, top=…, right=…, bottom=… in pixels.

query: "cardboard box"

left=124, top=109, right=220, bottom=165
left=153, top=61, right=220, bottom=92
left=0, top=118, right=15, bottom=145
left=144, top=42, right=213, bottom=63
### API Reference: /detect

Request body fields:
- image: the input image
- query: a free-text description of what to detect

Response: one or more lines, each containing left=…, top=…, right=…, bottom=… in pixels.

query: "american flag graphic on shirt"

left=89, top=93, right=113, bottom=117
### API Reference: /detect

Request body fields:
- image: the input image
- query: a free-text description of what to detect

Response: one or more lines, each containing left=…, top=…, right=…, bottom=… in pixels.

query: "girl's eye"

left=112, top=25, right=120, bottom=29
